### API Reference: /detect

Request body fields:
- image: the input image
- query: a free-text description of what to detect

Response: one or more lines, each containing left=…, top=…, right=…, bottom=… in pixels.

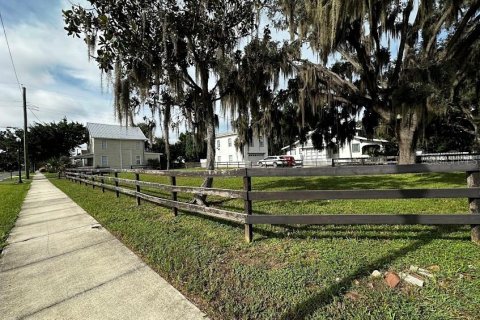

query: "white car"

left=257, top=156, right=287, bottom=167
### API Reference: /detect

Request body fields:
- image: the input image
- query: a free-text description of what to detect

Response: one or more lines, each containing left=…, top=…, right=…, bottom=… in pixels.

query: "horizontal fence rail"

left=68, top=174, right=246, bottom=223
left=246, top=214, right=480, bottom=225
left=67, top=162, right=480, bottom=177
left=65, top=161, right=480, bottom=243
left=67, top=172, right=246, bottom=199
left=249, top=188, right=480, bottom=201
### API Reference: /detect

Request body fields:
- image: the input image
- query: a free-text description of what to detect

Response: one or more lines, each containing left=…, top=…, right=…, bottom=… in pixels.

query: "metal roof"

left=216, top=132, right=237, bottom=138
left=86, top=123, right=147, bottom=140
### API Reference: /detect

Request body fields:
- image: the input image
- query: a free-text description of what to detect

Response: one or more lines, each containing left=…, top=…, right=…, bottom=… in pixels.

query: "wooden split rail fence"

left=65, top=162, right=480, bottom=243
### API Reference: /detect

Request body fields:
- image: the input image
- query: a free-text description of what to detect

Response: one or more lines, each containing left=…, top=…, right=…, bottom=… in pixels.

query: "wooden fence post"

left=243, top=168, right=253, bottom=243
left=92, top=175, right=95, bottom=189
left=135, top=173, right=141, bottom=205
left=467, top=171, right=480, bottom=244
left=171, top=175, right=178, bottom=216
left=101, top=173, right=105, bottom=193
left=114, top=172, right=119, bottom=198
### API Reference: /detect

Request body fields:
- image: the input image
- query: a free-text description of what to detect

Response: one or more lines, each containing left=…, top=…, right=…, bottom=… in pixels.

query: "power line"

left=28, top=108, right=43, bottom=123
left=27, top=103, right=90, bottom=122
left=0, top=9, right=22, bottom=93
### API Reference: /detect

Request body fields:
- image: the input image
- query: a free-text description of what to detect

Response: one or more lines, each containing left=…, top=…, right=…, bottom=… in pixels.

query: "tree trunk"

left=194, top=65, right=215, bottom=205
left=192, top=103, right=215, bottom=205
left=471, top=119, right=480, bottom=152
left=163, top=104, right=171, bottom=170
left=396, top=110, right=419, bottom=165
left=204, top=108, right=216, bottom=177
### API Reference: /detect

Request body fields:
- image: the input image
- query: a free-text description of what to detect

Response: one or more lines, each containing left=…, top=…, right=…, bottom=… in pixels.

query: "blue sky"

left=0, top=1, right=319, bottom=142
left=0, top=0, right=254, bottom=141
left=0, top=0, right=155, bottom=136
left=0, top=1, right=405, bottom=142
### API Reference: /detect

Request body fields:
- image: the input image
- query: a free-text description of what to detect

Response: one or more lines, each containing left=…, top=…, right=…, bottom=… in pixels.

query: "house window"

left=228, top=138, right=232, bottom=147
left=135, top=155, right=141, bottom=165
left=229, top=155, right=233, bottom=162
left=352, top=143, right=360, bottom=153
left=101, top=156, right=108, bottom=167
left=217, top=156, right=221, bottom=162
left=259, top=136, right=264, bottom=148
left=101, top=140, right=107, bottom=150
left=217, top=140, right=220, bottom=149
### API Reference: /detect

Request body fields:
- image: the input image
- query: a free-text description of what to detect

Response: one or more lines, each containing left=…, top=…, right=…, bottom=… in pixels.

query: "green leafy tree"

left=177, top=131, right=207, bottom=161
left=0, top=130, right=23, bottom=172
left=27, top=119, right=87, bottom=169
left=149, top=133, right=206, bottom=168
left=136, top=119, right=156, bottom=146
left=64, top=0, right=259, bottom=203
left=226, top=28, right=298, bottom=154
left=0, top=119, right=86, bottom=171
left=276, top=0, right=480, bottom=163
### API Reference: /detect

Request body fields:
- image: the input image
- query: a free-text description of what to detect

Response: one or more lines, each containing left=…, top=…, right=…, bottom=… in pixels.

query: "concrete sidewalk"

left=0, top=174, right=208, bottom=320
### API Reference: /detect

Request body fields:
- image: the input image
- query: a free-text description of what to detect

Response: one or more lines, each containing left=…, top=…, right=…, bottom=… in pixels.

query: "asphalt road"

left=0, top=171, right=26, bottom=181
left=0, top=171, right=13, bottom=181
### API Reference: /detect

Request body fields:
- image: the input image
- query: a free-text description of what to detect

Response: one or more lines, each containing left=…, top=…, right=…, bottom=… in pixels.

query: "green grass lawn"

left=51, top=172, right=480, bottom=319
left=0, top=179, right=31, bottom=252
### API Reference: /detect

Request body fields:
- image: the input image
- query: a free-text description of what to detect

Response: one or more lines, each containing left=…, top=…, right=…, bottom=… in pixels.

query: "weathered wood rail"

left=65, top=162, right=480, bottom=244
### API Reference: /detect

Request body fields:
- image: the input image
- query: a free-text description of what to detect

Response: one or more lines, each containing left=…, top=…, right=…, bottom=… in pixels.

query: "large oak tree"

left=277, top=0, right=480, bottom=163
left=64, top=0, right=258, bottom=195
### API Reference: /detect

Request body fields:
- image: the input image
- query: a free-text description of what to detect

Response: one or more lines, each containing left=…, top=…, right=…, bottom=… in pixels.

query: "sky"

left=0, top=0, right=162, bottom=138
left=0, top=0, right=283, bottom=141
left=0, top=0, right=302, bottom=142
left=0, top=1, right=406, bottom=143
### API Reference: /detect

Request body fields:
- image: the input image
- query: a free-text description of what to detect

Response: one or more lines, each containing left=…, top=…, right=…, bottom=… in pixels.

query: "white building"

left=281, top=133, right=387, bottom=166
left=204, top=132, right=268, bottom=167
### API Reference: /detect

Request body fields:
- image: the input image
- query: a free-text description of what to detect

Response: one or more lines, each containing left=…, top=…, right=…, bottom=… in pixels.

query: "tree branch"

left=181, top=67, right=201, bottom=90
left=337, top=48, right=362, bottom=72
left=444, top=20, right=480, bottom=62
left=390, top=0, right=414, bottom=87
left=446, top=0, right=480, bottom=55
left=346, top=21, right=377, bottom=98
left=424, top=5, right=454, bottom=57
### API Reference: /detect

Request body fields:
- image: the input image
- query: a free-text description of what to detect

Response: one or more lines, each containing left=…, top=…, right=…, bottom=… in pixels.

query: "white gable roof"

left=87, top=123, right=147, bottom=141
left=216, top=132, right=237, bottom=139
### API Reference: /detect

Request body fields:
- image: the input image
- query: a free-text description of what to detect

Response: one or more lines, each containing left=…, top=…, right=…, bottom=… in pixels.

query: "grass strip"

left=50, top=172, right=480, bottom=319
left=0, top=179, right=31, bottom=252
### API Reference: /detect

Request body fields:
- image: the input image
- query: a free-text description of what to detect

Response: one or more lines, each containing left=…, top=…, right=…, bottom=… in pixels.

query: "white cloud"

left=0, top=0, right=262, bottom=142
left=0, top=0, right=115, bottom=129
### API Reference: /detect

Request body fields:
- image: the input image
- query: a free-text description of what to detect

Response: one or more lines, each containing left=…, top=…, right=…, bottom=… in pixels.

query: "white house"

left=73, top=123, right=161, bottom=169
left=203, top=132, right=268, bottom=167
left=281, top=132, right=387, bottom=166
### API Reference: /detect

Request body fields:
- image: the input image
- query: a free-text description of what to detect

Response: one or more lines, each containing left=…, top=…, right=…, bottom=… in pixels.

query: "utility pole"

left=22, top=86, right=29, bottom=179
